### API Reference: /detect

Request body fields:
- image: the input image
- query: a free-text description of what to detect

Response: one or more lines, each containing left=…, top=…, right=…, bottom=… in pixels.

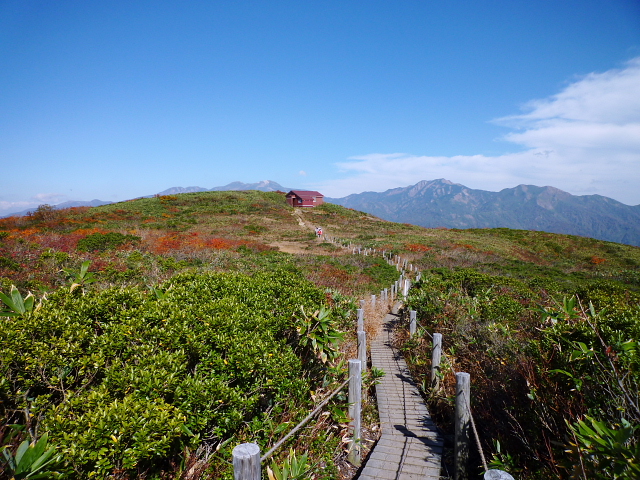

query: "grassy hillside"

left=1, top=190, right=639, bottom=295
left=1, top=190, right=639, bottom=479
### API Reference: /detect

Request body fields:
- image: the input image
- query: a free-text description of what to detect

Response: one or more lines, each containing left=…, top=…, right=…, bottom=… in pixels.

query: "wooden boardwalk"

left=358, top=305, right=443, bottom=480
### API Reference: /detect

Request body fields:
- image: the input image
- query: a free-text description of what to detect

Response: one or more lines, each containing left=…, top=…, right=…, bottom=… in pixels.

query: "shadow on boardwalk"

left=357, top=306, right=444, bottom=480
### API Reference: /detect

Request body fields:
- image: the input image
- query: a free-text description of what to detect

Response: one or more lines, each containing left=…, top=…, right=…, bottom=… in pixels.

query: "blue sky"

left=1, top=0, right=640, bottom=215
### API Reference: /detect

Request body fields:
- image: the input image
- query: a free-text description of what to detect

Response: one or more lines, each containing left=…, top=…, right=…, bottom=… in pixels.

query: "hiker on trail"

left=316, top=227, right=323, bottom=237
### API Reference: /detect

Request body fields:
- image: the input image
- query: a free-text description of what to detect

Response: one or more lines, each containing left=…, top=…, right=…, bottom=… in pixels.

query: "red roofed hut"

left=286, top=190, right=325, bottom=208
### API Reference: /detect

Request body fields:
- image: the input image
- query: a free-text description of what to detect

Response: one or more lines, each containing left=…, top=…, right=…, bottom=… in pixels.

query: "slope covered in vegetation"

left=1, top=190, right=639, bottom=479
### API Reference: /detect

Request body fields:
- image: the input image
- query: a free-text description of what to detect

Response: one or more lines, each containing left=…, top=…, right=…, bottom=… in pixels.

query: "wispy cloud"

left=31, top=193, right=68, bottom=204
left=321, top=58, right=640, bottom=205
left=0, top=193, right=68, bottom=216
left=0, top=200, right=38, bottom=216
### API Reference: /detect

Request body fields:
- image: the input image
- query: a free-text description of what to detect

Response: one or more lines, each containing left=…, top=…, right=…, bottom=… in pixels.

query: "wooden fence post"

left=455, top=372, right=471, bottom=480
left=357, top=330, right=367, bottom=371
left=232, top=443, right=261, bottom=480
left=484, top=470, right=515, bottom=479
left=348, top=359, right=362, bottom=466
left=357, top=308, right=364, bottom=331
left=409, top=310, right=416, bottom=337
left=431, top=333, right=442, bottom=390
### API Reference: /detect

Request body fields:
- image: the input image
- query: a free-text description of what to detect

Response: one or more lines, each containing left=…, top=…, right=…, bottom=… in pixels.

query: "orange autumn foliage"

left=405, top=243, right=433, bottom=252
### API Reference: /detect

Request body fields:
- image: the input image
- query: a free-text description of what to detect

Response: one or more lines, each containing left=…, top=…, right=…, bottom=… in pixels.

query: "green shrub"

left=0, top=271, right=333, bottom=478
left=243, top=224, right=267, bottom=234
left=77, top=232, right=141, bottom=252
left=363, top=261, right=398, bottom=286
left=404, top=267, right=640, bottom=479
left=0, top=256, right=20, bottom=271
left=481, top=295, right=524, bottom=324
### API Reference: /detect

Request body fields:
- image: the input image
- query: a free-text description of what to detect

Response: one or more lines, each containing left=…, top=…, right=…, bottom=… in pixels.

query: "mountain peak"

left=209, top=180, right=292, bottom=192
left=157, top=186, right=208, bottom=195
left=329, top=179, right=640, bottom=246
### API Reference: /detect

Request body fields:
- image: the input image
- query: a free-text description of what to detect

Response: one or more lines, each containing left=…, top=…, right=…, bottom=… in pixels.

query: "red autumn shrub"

left=406, top=243, right=432, bottom=252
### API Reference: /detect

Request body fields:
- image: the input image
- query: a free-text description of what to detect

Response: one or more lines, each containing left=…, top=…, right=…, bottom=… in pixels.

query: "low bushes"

left=403, top=268, right=640, bottom=479
left=0, top=270, right=333, bottom=478
left=77, top=232, right=141, bottom=252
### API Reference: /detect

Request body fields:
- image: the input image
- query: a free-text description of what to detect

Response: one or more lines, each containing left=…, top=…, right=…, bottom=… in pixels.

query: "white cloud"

left=321, top=58, right=640, bottom=205
left=498, top=58, right=640, bottom=125
left=0, top=193, right=69, bottom=216
left=0, top=200, right=38, bottom=216
left=31, top=193, right=68, bottom=204
left=298, top=170, right=307, bottom=176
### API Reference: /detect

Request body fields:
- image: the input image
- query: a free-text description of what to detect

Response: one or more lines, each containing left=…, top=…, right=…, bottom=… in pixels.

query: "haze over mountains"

left=2, top=199, right=114, bottom=218
left=2, top=181, right=291, bottom=218
left=157, top=180, right=291, bottom=195
left=327, top=179, right=640, bottom=247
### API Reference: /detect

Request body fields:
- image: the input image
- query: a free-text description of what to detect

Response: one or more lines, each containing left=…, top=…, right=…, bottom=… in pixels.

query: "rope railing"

left=407, top=309, right=514, bottom=480
left=232, top=366, right=362, bottom=479
left=317, top=233, right=511, bottom=478
left=260, top=376, right=350, bottom=462
left=325, top=235, right=510, bottom=478
left=233, top=233, right=409, bottom=479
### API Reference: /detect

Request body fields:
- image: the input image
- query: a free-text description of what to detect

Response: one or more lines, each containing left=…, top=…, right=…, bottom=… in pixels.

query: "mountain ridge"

left=2, top=181, right=294, bottom=218
left=327, top=179, right=640, bottom=247
left=157, top=180, right=293, bottom=195
left=1, top=199, right=114, bottom=219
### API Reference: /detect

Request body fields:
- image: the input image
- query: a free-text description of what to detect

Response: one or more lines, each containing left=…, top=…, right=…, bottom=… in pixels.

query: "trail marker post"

left=357, top=330, right=367, bottom=371
left=432, top=333, right=442, bottom=390
left=485, top=470, right=515, bottom=480
left=455, top=372, right=471, bottom=480
left=348, top=359, right=362, bottom=466
left=232, top=443, right=261, bottom=480
left=409, top=310, right=416, bottom=337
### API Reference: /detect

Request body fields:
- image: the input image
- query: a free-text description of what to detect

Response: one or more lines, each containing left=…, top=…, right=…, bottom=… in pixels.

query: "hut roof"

left=287, top=190, right=324, bottom=200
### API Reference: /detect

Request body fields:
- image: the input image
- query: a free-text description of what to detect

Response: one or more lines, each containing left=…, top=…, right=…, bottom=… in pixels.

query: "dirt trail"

left=292, top=208, right=310, bottom=228
left=267, top=209, right=315, bottom=254
left=269, top=208, right=334, bottom=254
left=268, top=241, right=313, bottom=254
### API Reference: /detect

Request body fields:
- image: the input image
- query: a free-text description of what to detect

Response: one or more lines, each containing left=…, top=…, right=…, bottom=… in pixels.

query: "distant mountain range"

left=157, top=180, right=292, bottom=195
left=2, top=181, right=292, bottom=218
left=327, top=179, right=640, bottom=247
left=1, top=199, right=113, bottom=218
